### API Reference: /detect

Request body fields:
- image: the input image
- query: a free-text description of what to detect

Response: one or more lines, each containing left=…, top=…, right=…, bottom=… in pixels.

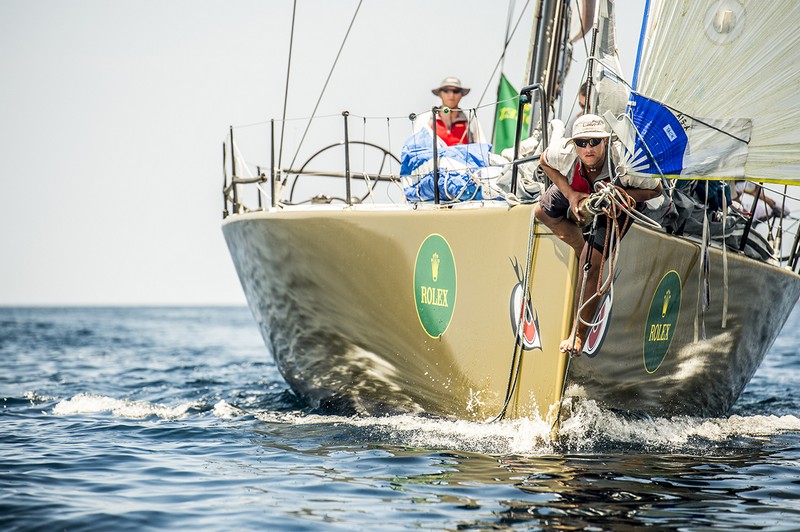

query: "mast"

left=584, top=0, right=601, bottom=114
left=526, top=0, right=569, bottom=134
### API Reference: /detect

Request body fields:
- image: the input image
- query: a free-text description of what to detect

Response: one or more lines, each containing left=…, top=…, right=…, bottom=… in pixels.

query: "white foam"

left=251, top=400, right=800, bottom=455
left=52, top=393, right=198, bottom=420
left=212, top=400, right=247, bottom=419
left=252, top=410, right=558, bottom=454
left=24, top=390, right=55, bottom=403
left=51, top=393, right=800, bottom=454
left=558, top=398, right=800, bottom=451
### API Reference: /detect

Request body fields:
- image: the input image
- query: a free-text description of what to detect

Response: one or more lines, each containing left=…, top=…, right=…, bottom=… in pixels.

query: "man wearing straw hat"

left=429, top=77, right=486, bottom=146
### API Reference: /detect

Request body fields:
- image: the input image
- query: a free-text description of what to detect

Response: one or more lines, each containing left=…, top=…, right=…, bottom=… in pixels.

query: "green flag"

left=493, top=73, right=531, bottom=154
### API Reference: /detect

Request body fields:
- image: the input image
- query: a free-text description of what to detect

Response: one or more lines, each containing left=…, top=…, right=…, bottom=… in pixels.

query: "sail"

left=587, top=0, right=627, bottom=118
left=614, top=93, right=752, bottom=179
left=632, top=0, right=800, bottom=184
left=569, top=0, right=596, bottom=43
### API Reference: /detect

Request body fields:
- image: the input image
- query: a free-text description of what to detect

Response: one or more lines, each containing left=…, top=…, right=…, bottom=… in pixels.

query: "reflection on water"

left=494, top=448, right=797, bottom=530
left=240, top=400, right=800, bottom=530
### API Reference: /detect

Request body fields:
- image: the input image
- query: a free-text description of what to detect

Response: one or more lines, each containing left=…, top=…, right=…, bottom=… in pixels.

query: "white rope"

left=232, top=141, right=255, bottom=179
left=581, top=181, right=662, bottom=229
left=256, top=183, right=271, bottom=206
left=572, top=232, right=619, bottom=333
left=361, top=171, right=376, bottom=204
left=694, top=182, right=711, bottom=341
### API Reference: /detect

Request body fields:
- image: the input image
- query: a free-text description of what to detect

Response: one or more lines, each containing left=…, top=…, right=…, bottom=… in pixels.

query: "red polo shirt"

left=433, top=115, right=471, bottom=146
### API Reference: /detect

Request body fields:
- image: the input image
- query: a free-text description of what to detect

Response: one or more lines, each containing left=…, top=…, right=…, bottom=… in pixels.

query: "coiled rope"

left=570, top=181, right=661, bottom=342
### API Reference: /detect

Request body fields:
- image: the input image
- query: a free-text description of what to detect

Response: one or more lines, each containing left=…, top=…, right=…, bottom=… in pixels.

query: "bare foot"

left=559, top=336, right=582, bottom=355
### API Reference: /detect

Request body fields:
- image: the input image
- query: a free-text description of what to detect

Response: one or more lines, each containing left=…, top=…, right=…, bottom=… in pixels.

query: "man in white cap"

left=429, top=77, right=486, bottom=146
left=534, top=114, right=662, bottom=354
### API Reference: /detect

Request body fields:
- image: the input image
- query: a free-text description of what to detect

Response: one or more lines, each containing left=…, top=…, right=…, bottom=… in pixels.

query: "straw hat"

left=569, top=114, right=609, bottom=140
left=431, top=77, right=471, bottom=96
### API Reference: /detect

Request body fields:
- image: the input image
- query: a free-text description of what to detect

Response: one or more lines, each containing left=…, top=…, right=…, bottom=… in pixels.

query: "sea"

left=3, top=305, right=800, bottom=531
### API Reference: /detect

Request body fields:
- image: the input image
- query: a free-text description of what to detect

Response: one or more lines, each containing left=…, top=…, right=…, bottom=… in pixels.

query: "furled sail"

left=630, top=0, right=800, bottom=184
left=587, top=0, right=627, bottom=118
left=569, top=0, right=596, bottom=43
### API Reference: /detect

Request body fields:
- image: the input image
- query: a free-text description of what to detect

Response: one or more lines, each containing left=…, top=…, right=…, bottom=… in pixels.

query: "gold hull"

left=569, top=223, right=800, bottom=417
left=223, top=203, right=800, bottom=421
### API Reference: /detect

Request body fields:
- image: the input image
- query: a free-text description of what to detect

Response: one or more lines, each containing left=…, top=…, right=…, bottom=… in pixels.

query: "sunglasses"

left=574, top=137, right=603, bottom=148
left=440, top=88, right=462, bottom=94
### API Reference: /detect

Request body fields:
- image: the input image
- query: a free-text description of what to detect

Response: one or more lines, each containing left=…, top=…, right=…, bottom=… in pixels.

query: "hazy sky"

left=0, top=0, right=644, bottom=305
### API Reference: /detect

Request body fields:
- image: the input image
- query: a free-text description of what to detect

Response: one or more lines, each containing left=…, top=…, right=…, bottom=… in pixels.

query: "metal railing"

left=510, top=84, right=548, bottom=194
left=223, top=84, right=549, bottom=214
left=223, top=112, right=403, bottom=216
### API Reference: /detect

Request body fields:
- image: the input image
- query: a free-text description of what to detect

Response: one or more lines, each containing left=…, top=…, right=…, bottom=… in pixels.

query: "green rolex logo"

left=414, top=234, right=457, bottom=338
left=643, top=270, right=682, bottom=373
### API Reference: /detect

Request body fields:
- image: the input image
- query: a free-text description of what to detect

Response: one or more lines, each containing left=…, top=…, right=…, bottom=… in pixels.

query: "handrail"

left=222, top=142, right=228, bottom=218
left=270, top=119, right=277, bottom=208
left=342, top=111, right=352, bottom=205
left=511, top=84, right=548, bottom=195
left=223, top=115, right=800, bottom=273
left=224, top=120, right=402, bottom=215
left=789, top=216, right=800, bottom=271
left=275, top=170, right=399, bottom=181
left=431, top=106, right=441, bottom=205
left=229, top=175, right=268, bottom=185
left=230, top=126, right=238, bottom=214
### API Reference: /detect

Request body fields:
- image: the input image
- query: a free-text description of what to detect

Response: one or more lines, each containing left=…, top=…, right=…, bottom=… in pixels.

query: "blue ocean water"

left=2, top=306, right=800, bottom=531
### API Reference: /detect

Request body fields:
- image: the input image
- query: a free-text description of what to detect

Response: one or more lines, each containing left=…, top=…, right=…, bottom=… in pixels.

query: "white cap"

left=570, top=114, right=609, bottom=140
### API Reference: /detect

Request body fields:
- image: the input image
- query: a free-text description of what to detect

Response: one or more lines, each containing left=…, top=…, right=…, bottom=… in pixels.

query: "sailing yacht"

left=221, top=0, right=800, bottom=428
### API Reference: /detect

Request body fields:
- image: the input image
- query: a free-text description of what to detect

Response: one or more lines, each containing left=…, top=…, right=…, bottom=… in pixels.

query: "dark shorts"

left=539, top=184, right=638, bottom=254
left=539, top=183, right=570, bottom=219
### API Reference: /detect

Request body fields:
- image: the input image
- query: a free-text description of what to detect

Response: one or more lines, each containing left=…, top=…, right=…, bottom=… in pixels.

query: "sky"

left=0, top=0, right=644, bottom=305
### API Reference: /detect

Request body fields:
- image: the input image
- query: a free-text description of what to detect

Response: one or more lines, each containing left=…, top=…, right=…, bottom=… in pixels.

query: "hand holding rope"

left=579, top=181, right=662, bottom=229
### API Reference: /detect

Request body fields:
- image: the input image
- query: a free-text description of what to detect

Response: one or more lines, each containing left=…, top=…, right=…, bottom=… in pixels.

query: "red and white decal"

left=509, top=258, right=542, bottom=351
left=584, top=291, right=613, bottom=357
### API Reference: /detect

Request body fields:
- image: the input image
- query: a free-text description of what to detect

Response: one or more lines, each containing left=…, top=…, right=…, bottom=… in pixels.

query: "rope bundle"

left=572, top=181, right=661, bottom=342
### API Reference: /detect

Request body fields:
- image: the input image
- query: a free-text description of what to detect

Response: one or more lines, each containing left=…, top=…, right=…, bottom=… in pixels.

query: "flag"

left=492, top=73, right=530, bottom=154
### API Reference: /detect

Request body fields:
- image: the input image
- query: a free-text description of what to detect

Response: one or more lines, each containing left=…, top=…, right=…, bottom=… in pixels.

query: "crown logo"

left=662, top=289, right=672, bottom=318
left=431, top=252, right=440, bottom=282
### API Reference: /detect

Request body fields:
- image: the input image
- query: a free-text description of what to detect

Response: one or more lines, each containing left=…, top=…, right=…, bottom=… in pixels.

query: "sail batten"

left=632, top=0, right=800, bottom=183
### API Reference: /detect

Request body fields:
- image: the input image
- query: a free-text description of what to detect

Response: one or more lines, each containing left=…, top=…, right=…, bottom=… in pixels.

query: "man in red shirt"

left=430, top=77, right=485, bottom=146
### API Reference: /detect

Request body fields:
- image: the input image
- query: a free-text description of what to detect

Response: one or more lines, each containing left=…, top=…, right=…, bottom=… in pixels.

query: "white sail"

left=633, top=0, right=800, bottom=184
left=589, top=0, right=628, bottom=118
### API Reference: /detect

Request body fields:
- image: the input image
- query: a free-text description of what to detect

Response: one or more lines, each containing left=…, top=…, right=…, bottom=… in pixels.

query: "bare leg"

left=560, top=245, right=603, bottom=354
left=533, top=204, right=585, bottom=256
left=534, top=204, right=597, bottom=353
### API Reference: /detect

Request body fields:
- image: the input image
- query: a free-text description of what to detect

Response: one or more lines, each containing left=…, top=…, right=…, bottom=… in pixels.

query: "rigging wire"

left=555, top=0, right=573, bottom=120
left=287, top=0, right=364, bottom=174
left=278, top=0, right=298, bottom=171
left=501, top=0, right=515, bottom=75
left=490, top=209, right=538, bottom=423
left=489, top=0, right=517, bottom=144
left=573, top=0, right=590, bottom=57
left=475, top=0, right=532, bottom=108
